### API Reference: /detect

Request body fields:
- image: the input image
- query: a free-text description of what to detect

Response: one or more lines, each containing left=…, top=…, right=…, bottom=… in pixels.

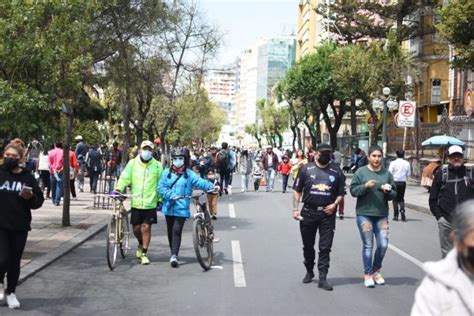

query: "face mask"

left=283, top=159, right=289, bottom=163
left=466, top=246, right=474, bottom=265
left=3, top=157, right=19, bottom=171
left=172, top=157, right=185, bottom=168
left=140, top=150, right=152, bottom=162
left=208, top=175, right=216, bottom=180
left=318, top=152, right=331, bottom=165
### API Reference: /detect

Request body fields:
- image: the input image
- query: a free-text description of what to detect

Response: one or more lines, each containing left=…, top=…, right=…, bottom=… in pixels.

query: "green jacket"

left=350, top=166, right=397, bottom=217
left=116, top=157, right=163, bottom=210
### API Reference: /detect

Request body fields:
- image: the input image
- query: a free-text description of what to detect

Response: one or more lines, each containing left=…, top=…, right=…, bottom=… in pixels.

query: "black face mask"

left=3, top=157, right=19, bottom=171
left=466, top=246, right=474, bottom=266
left=317, top=152, right=331, bottom=165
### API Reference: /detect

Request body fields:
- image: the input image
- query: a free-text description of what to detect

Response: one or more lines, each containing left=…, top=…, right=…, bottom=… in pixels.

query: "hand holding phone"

left=19, top=186, right=33, bottom=200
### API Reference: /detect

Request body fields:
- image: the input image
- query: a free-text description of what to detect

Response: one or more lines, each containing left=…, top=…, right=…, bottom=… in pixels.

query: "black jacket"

left=429, top=165, right=474, bottom=222
left=0, top=167, right=44, bottom=231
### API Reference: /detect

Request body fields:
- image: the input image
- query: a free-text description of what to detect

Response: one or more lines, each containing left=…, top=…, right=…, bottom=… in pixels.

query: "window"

left=431, top=79, right=441, bottom=104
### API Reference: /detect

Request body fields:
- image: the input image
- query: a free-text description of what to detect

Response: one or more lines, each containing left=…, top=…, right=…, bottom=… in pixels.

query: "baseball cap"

left=140, top=140, right=154, bottom=149
left=317, top=143, right=332, bottom=152
left=448, top=145, right=463, bottom=156
left=75, top=135, right=83, bottom=141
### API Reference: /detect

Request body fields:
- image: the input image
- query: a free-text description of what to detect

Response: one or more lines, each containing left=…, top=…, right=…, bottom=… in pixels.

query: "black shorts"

left=130, top=208, right=158, bottom=225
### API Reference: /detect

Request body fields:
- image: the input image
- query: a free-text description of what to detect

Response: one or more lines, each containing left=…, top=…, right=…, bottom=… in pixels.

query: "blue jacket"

left=158, top=168, right=215, bottom=218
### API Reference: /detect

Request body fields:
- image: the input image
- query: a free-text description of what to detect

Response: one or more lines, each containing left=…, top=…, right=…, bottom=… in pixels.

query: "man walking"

left=262, top=146, right=279, bottom=192
left=48, top=142, right=64, bottom=206
left=388, top=149, right=411, bottom=221
left=292, top=144, right=345, bottom=290
left=429, top=145, right=474, bottom=258
left=85, top=145, right=102, bottom=194
left=114, top=140, right=163, bottom=265
left=216, top=142, right=231, bottom=195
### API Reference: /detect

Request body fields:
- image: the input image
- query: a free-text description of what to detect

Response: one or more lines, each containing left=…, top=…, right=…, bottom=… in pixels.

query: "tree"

left=244, top=123, right=263, bottom=148
left=318, top=0, right=429, bottom=44
left=437, top=0, right=474, bottom=69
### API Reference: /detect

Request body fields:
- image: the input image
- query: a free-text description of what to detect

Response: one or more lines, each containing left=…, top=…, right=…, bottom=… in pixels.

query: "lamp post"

left=372, top=87, right=399, bottom=157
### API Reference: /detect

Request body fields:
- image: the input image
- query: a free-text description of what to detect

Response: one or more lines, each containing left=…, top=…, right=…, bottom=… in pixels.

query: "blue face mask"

left=141, top=150, right=152, bottom=162
left=172, top=157, right=185, bottom=168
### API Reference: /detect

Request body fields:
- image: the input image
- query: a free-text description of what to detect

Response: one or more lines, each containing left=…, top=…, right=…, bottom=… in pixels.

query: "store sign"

left=398, top=101, right=416, bottom=127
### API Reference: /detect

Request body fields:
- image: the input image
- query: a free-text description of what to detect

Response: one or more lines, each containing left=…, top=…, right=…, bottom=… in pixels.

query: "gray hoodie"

left=411, top=249, right=474, bottom=316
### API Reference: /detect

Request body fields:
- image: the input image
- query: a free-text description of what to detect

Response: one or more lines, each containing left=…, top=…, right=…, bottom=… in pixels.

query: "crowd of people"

left=0, top=136, right=473, bottom=313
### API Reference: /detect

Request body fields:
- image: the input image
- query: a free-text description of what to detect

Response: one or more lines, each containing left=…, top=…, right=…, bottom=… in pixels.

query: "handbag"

left=259, top=176, right=266, bottom=186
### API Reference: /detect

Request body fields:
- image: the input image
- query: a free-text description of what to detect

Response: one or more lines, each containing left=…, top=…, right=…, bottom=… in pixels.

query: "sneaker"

left=392, top=216, right=399, bottom=221
left=318, top=279, right=333, bottom=291
left=136, top=245, right=143, bottom=258
left=401, top=212, right=407, bottom=222
left=282, top=190, right=286, bottom=193
left=211, top=215, right=217, bottom=220
left=7, top=293, right=20, bottom=309
left=241, top=188, right=245, bottom=193
left=373, top=270, right=385, bottom=285
left=339, top=215, right=344, bottom=220
left=0, top=284, right=4, bottom=302
left=170, top=255, right=178, bottom=268
left=140, top=253, right=150, bottom=265
left=302, top=271, right=314, bottom=284
left=364, top=274, right=375, bottom=288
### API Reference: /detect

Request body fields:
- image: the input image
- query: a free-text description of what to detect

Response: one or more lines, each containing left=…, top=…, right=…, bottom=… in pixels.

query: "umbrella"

left=421, top=135, right=464, bottom=147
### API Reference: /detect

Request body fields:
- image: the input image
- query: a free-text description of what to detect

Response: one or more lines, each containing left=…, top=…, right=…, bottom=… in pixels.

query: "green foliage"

left=73, top=120, right=102, bottom=145
left=437, top=0, right=474, bottom=69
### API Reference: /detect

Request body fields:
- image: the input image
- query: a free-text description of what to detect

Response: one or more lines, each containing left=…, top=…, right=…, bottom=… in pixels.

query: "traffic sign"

left=398, top=101, right=416, bottom=127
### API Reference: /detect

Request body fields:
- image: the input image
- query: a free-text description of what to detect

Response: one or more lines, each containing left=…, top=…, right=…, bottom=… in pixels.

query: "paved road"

left=3, top=176, right=441, bottom=316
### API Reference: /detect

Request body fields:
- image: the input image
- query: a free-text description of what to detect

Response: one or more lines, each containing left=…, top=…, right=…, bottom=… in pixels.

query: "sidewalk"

left=344, top=174, right=431, bottom=214
left=19, top=188, right=109, bottom=283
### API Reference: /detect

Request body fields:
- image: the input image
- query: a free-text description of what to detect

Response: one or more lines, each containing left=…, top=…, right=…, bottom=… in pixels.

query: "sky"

left=199, top=0, right=297, bottom=67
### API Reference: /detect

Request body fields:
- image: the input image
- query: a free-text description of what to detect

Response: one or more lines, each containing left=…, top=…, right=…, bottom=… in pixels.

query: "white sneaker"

left=7, top=293, right=20, bottom=309
left=364, top=274, right=375, bottom=288
left=0, top=285, right=4, bottom=302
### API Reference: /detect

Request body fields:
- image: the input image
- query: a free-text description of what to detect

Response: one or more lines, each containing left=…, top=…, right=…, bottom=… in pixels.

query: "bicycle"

left=173, top=190, right=215, bottom=270
left=101, top=192, right=132, bottom=270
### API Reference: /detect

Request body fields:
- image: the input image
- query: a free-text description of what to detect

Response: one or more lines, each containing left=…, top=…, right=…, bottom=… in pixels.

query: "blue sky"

left=199, top=0, right=297, bottom=67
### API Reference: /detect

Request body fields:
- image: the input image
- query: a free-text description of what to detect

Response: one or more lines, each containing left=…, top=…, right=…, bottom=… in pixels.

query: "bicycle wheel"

left=193, top=217, right=213, bottom=270
left=106, top=215, right=118, bottom=271
left=119, top=211, right=130, bottom=258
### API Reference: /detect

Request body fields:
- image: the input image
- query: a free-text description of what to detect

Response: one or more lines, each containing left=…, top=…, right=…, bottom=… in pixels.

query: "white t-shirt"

left=267, top=154, right=273, bottom=168
left=388, top=158, right=411, bottom=182
left=38, top=153, right=49, bottom=171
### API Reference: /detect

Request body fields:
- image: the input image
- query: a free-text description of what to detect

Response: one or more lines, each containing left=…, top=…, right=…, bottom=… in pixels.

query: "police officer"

left=292, top=143, right=345, bottom=290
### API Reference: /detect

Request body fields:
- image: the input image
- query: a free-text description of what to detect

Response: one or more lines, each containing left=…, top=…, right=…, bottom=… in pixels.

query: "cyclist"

left=114, top=140, right=163, bottom=265
left=158, top=147, right=219, bottom=268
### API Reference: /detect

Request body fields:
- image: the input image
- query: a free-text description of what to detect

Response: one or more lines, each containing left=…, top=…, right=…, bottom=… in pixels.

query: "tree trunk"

left=290, top=126, right=297, bottom=152
left=62, top=103, right=73, bottom=227
left=350, top=98, right=357, bottom=136
left=329, top=128, right=338, bottom=150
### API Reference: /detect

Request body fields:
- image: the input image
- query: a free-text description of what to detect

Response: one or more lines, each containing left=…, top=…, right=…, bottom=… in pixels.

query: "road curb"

left=19, top=218, right=108, bottom=284
left=406, top=203, right=431, bottom=216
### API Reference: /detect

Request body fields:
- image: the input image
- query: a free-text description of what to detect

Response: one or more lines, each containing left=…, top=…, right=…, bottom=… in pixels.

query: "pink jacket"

left=48, top=148, right=64, bottom=174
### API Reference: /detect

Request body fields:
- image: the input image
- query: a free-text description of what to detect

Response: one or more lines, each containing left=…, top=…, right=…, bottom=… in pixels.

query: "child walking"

left=252, top=158, right=264, bottom=191
left=206, top=169, right=219, bottom=220
left=278, top=155, right=292, bottom=193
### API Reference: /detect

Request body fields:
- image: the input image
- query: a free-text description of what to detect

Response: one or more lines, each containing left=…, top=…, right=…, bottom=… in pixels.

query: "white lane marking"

left=229, top=204, right=236, bottom=218
left=231, top=226, right=237, bottom=229
left=231, top=240, right=247, bottom=287
left=388, top=244, right=423, bottom=268
left=211, top=265, right=223, bottom=270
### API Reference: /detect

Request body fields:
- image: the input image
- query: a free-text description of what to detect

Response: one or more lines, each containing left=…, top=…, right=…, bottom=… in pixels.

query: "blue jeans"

left=50, top=173, right=63, bottom=205
left=265, top=168, right=275, bottom=190
left=356, top=215, right=389, bottom=274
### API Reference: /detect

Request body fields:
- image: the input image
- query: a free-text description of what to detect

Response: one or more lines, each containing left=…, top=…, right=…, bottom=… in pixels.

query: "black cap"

left=317, top=143, right=332, bottom=152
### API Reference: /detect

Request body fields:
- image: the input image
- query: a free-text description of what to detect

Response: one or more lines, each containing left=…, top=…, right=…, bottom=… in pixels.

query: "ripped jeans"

left=356, top=215, right=389, bottom=274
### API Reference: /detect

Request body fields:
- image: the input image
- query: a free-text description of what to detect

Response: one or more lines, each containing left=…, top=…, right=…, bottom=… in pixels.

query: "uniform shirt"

left=388, top=158, right=411, bottom=182
left=293, top=162, right=345, bottom=208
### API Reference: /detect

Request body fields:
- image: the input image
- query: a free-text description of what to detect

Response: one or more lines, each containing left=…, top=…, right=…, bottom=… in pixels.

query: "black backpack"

left=440, top=165, right=473, bottom=201
left=217, top=150, right=229, bottom=171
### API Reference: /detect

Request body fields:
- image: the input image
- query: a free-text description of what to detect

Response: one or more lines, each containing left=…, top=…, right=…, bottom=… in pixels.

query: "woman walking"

left=350, top=145, right=397, bottom=288
left=0, top=140, right=44, bottom=309
left=37, top=147, right=50, bottom=199
left=239, top=149, right=253, bottom=192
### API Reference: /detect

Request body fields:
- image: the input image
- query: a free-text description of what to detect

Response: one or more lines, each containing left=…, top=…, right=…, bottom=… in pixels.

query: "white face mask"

left=141, top=150, right=152, bottom=161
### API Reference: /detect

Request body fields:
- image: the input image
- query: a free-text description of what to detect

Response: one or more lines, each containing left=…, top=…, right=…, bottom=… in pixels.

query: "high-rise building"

left=233, top=36, right=296, bottom=144
left=296, top=0, right=334, bottom=60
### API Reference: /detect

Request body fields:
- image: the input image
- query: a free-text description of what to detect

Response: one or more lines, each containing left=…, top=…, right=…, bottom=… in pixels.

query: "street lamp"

left=372, top=87, right=398, bottom=158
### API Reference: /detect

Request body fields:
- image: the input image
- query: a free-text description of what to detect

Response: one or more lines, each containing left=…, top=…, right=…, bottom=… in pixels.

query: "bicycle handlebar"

left=172, top=189, right=216, bottom=201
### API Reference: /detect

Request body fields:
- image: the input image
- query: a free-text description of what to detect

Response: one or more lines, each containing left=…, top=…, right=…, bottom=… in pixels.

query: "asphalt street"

left=3, top=175, right=441, bottom=316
